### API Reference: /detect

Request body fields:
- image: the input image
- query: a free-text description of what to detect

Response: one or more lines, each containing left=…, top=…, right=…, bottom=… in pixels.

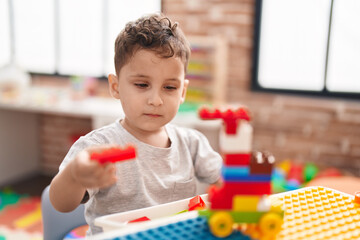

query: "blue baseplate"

left=109, top=216, right=251, bottom=240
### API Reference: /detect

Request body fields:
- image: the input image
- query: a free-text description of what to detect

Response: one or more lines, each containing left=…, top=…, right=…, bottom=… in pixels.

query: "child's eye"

left=135, top=83, right=148, bottom=88
left=164, top=86, right=177, bottom=90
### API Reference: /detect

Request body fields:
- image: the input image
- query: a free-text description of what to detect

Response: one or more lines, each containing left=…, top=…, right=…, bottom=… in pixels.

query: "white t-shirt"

left=59, top=120, right=222, bottom=235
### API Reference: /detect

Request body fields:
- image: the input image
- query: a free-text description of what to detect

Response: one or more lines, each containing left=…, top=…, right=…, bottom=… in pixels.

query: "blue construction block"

left=110, top=216, right=252, bottom=240
left=222, top=166, right=249, bottom=176
left=222, top=167, right=271, bottom=182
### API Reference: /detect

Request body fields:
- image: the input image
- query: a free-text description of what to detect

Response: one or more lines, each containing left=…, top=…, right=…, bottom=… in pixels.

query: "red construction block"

left=129, top=216, right=150, bottom=223
left=91, top=145, right=136, bottom=164
left=225, top=182, right=271, bottom=195
left=199, top=107, right=250, bottom=135
left=208, top=182, right=271, bottom=210
left=208, top=185, right=232, bottom=210
left=287, top=163, right=304, bottom=183
left=355, top=191, right=360, bottom=204
left=188, top=195, right=206, bottom=211
left=223, top=153, right=251, bottom=166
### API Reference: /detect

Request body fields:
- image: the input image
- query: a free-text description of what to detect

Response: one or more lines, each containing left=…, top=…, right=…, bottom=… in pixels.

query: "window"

left=1, top=0, right=161, bottom=77
left=13, top=0, right=56, bottom=73
left=326, top=0, right=360, bottom=93
left=252, top=0, right=360, bottom=99
left=0, top=0, right=11, bottom=67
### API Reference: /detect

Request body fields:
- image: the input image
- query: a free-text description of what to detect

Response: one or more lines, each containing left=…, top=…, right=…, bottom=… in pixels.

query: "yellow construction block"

left=233, top=195, right=260, bottom=211
left=271, top=186, right=360, bottom=240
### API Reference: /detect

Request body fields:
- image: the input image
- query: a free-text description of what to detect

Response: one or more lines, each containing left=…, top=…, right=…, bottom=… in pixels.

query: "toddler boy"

left=49, top=13, right=222, bottom=235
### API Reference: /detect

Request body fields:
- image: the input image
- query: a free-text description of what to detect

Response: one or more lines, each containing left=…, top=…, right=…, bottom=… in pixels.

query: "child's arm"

left=49, top=146, right=118, bottom=212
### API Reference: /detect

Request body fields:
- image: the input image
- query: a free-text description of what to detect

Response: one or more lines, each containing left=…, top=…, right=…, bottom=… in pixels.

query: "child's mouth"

left=144, top=113, right=162, bottom=118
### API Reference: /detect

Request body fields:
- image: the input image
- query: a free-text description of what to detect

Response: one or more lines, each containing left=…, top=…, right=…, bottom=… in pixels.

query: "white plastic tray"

left=94, top=194, right=208, bottom=233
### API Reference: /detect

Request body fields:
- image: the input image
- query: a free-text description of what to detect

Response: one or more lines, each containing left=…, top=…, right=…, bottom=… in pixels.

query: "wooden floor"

left=1, top=174, right=53, bottom=196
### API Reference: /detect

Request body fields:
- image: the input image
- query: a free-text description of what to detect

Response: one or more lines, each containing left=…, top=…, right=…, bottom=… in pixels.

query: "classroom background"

left=0, top=0, right=359, bottom=239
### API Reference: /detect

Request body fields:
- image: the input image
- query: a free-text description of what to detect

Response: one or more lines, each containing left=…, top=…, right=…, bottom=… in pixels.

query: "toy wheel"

left=209, top=211, right=233, bottom=238
left=259, top=212, right=283, bottom=236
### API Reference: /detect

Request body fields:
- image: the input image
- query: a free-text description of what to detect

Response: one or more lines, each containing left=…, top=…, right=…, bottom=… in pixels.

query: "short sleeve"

left=189, top=129, right=222, bottom=184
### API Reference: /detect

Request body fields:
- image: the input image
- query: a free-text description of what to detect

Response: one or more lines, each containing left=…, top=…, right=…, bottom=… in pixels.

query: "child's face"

left=109, top=49, right=189, bottom=134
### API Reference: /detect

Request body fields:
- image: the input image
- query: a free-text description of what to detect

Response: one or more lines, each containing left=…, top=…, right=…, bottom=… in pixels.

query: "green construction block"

left=201, top=210, right=265, bottom=223
left=230, top=211, right=264, bottom=223
left=176, top=209, right=189, bottom=215
left=200, top=210, right=284, bottom=224
left=304, top=163, right=319, bottom=182
left=198, top=209, right=211, bottom=219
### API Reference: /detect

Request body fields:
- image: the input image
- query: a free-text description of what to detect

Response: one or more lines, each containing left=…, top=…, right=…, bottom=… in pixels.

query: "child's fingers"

left=73, top=146, right=119, bottom=188
left=96, top=165, right=117, bottom=188
left=104, top=163, right=116, bottom=172
left=88, top=164, right=117, bottom=188
left=103, top=164, right=117, bottom=181
left=75, top=168, right=116, bottom=189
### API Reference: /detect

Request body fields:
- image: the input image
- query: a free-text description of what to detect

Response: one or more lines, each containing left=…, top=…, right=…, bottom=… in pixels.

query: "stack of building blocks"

left=199, top=107, right=283, bottom=239
left=92, top=107, right=360, bottom=240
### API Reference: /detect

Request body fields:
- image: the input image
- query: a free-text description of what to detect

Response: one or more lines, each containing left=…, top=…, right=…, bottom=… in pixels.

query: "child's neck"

left=120, top=120, right=170, bottom=148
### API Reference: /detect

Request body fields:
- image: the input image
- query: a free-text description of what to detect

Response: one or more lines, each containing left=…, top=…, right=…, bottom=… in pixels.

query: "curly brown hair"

left=114, top=13, right=191, bottom=76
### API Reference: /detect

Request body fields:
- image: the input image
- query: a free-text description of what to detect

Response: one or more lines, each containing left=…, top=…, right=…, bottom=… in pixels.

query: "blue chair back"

left=41, top=185, right=87, bottom=240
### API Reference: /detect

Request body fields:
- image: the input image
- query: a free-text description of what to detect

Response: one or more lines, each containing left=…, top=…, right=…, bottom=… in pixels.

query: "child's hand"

left=70, top=146, right=118, bottom=189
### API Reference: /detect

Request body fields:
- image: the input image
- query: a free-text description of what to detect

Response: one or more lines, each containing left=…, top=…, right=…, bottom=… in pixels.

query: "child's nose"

left=147, top=91, right=163, bottom=106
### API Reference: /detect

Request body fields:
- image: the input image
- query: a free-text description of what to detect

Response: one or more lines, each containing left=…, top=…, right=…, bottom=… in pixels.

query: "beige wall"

left=162, top=0, right=360, bottom=175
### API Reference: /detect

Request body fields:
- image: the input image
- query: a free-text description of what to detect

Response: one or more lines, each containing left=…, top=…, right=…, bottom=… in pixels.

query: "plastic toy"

left=199, top=107, right=250, bottom=134
left=128, top=216, right=150, bottom=223
left=303, top=162, right=318, bottom=182
left=188, top=195, right=206, bottom=211
left=90, top=145, right=136, bottom=164
left=198, top=107, right=283, bottom=239
left=355, top=191, right=360, bottom=204
left=271, top=160, right=347, bottom=193
left=112, top=215, right=251, bottom=240
left=271, top=186, right=360, bottom=240
left=94, top=186, right=359, bottom=240
left=287, top=163, right=303, bottom=184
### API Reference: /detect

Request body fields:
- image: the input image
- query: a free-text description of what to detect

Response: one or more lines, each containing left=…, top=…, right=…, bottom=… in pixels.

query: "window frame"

left=251, top=0, right=360, bottom=100
left=3, top=0, right=162, bottom=80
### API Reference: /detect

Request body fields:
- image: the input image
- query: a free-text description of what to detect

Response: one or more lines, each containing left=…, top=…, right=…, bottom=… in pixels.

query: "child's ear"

left=108, top=74, right=120, bottom=99
left=180, top=79, right=189, bottom=104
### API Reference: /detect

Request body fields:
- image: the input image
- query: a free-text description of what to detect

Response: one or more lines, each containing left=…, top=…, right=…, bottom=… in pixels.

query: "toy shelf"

left=186, top=36, right=228, bottom=105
